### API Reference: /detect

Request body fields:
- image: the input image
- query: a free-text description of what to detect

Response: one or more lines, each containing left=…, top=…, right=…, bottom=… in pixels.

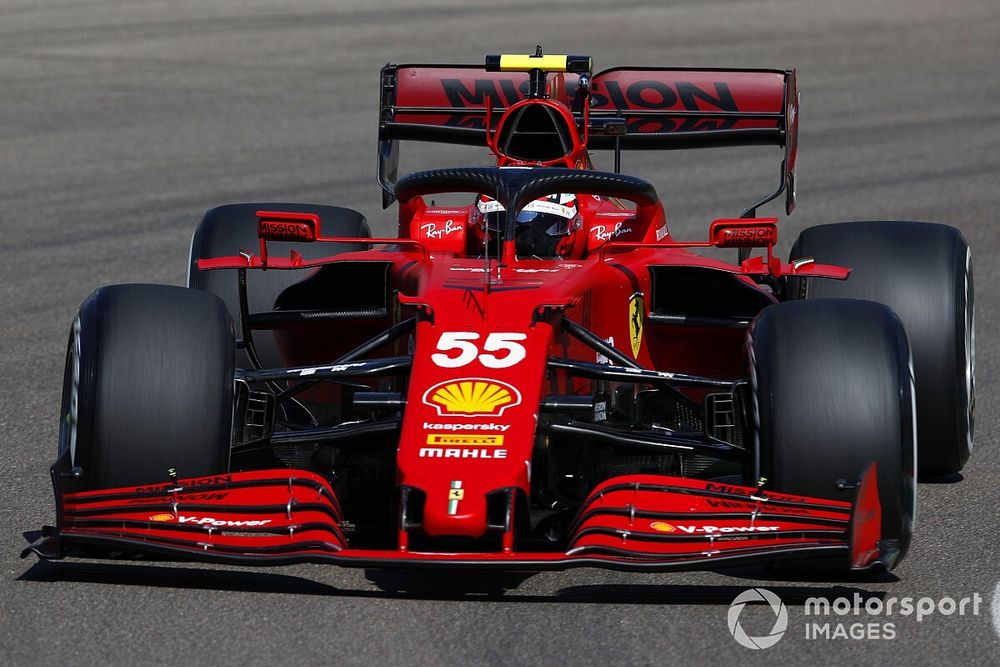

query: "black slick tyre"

left=59, top=284, right=235, bottom=489
left=186, top=203, right=370, bottom=368
left=788, top=221, right=974, bottom=477
left=748, top=299, right=916, bottom=562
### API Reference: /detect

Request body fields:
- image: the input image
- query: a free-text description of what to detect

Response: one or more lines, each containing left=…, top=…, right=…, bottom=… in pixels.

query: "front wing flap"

left=568, top=466, right=891, bottom=571
left=24, top=464, right=893, bottom=572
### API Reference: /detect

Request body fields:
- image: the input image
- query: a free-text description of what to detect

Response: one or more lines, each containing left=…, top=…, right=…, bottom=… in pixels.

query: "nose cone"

left=394, top=283, right=557, bottom=540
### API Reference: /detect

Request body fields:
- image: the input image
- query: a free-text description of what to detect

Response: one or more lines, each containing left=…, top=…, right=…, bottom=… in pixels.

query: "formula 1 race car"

left=25, top=52, right=974, bottom=574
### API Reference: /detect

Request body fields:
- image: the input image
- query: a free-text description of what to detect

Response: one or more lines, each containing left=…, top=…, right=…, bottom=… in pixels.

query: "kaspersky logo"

left=422, top=378, right=521, bottom=417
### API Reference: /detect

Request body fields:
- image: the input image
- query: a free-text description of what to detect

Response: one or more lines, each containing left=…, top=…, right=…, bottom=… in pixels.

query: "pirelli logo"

left=426, top=433, right=504, bottom=447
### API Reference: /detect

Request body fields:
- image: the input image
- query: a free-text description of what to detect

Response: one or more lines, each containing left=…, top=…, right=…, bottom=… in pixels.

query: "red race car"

left=25, top=51, right=974, bottom=574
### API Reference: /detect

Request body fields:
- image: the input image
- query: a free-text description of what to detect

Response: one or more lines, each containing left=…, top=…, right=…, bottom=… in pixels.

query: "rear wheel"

left=187, top=203, right=370, bottom=368
left=748, top=299, right=916, bottom=562
left=788, top=221, right=973, bottom=477
left=59, top=284, right=235, bottom=489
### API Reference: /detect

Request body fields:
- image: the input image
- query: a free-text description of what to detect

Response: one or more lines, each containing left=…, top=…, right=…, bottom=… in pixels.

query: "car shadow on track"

left=18, top=560, right=347, bottom=597
left=18, top=559, right=897, bottom=605
left=365, top=567, right=898, bottom=604
left=919, top=472, right=964, bottom=484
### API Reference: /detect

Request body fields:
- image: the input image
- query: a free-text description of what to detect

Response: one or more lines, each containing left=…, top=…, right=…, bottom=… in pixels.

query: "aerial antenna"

left=527, top=45, right=547, bottom=99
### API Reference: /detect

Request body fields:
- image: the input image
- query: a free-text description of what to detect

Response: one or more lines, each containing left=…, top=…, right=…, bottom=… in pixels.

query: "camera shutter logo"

left=727, top=588, right=788, bottom=649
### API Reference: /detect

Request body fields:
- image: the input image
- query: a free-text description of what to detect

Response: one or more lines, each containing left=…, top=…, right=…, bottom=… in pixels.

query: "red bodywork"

left=27, top=57, right=892, bottom=573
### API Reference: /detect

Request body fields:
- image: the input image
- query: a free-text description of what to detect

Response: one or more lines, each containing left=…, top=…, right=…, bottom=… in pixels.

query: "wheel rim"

left=964, top=246, right=975, bottom=455
left=59, top=315, right=83, bottom=467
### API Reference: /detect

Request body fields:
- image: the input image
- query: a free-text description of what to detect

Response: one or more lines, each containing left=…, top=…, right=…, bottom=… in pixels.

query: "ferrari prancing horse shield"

left=628, top=292, right=643, bottom=358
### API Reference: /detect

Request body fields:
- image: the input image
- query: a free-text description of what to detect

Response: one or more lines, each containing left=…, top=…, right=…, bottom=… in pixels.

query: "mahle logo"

left=728, top=588, right=788, bottom=649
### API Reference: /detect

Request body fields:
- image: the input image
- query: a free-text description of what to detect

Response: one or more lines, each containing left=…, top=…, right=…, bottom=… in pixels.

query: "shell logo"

left=422, top=378, right=522, bottom=417
left=649, top=521, right=675, bottom=533
left=148, top=513, right=175, bottom=522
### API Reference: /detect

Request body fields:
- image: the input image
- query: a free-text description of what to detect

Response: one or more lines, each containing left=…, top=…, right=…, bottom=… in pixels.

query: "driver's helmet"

left=476, top=193, right=578, bottom=237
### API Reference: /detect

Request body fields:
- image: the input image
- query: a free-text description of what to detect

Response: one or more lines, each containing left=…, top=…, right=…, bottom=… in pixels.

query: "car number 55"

left=431, top=332, right=528, bottom=369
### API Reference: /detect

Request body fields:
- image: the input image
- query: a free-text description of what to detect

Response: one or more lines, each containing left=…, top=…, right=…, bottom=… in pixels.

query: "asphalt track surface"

left=2, top=1, right=999, bottom=664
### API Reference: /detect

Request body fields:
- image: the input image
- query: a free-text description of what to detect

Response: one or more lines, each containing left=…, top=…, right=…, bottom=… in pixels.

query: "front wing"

left=24, top=463, right=895, bottom=573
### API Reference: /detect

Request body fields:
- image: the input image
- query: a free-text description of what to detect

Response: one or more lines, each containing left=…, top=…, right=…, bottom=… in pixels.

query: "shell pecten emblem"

left=423, top=378, right=522, bottom=417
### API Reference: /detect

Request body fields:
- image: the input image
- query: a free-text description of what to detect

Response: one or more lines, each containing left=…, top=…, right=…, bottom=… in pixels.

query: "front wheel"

left=748, top=299, right=916, bottom=562
left=59, top=284, right=236, bottom=489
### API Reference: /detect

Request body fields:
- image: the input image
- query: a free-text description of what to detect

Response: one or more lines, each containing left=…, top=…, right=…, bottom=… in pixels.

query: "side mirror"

left=709, top=218, right=778, bottom=249
left=256, top=210, right=318, bottom=243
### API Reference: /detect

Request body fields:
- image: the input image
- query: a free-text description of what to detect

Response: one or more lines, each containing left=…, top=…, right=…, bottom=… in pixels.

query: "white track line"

left=992, top=582, right=1000, bottom=639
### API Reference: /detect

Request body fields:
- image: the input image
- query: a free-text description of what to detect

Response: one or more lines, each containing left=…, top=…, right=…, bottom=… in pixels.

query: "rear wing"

left=378, top=62, right=798, bottom=214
